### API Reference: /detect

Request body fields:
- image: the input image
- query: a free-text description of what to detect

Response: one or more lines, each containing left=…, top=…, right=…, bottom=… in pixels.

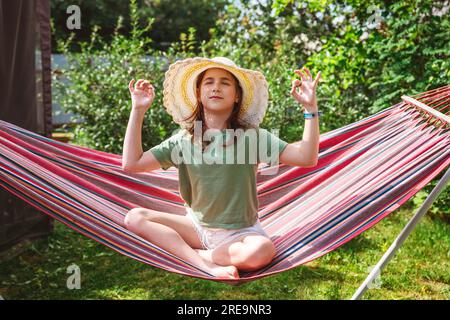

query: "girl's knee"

left=237, top=239, right=276, bottom=271
left=262, top=240, right=277, bottom=261
left=124, top=208, right=152, bottom=230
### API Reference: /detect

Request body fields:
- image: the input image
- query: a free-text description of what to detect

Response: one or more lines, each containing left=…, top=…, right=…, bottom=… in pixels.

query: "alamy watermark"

left=66, top=264, right=81, bottom=290
left=366, top=5, right=383, bottom=30
left=167, top=122, right=284, bottom=175
left=66, top=5, right=81, bottom=30
left=366, top=265, right=383, bottom=289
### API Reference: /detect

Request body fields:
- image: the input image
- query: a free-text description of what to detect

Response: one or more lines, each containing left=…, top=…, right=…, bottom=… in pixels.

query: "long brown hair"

left=182, top=68, right=254, bottom=150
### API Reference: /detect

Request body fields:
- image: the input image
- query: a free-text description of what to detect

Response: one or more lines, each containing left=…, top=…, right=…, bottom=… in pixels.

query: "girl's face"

left=197, top=68, right=240, bottom=114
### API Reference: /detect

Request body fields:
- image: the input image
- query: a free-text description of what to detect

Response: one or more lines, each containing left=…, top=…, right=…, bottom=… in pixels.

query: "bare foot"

left=209, top=265, right=239, bottom=279
left=194, top=249, right=238, bottom=279
left=197, top=252, right=239, bottom=279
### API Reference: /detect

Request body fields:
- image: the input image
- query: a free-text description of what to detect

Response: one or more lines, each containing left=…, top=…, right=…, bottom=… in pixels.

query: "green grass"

left=0, top=200, right=449, bottom=300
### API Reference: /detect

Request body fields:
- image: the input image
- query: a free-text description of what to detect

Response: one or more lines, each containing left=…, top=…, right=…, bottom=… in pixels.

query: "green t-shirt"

left=150, top=127, right=288, bottom=229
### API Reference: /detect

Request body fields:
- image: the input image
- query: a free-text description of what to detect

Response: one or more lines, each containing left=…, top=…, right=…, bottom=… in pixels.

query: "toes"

left=228, top=266, right=239, bottom=279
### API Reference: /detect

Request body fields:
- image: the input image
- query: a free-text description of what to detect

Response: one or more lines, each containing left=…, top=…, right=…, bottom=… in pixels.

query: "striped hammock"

left=0, top=85, right=449, bottom=285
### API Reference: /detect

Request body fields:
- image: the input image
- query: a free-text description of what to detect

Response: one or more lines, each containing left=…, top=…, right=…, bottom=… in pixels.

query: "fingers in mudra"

left=294, top=69, right=310, bottom=83
left=290, top=66, right=321, bottom=107
left=291, top=76, right=305, bottom=97
left=129, top=79, right=136, bottom=93
left=135, top=79, right=144, bottom=89
left=130, top=79, right=153, bottom=97
left=290, top=79, right=301, bottom=95
left=295, top=67, right=321, bottom=88
left=142, top=81, right=154, bottom=96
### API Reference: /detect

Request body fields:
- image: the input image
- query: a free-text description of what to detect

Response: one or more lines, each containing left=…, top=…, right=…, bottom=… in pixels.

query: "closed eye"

left=205, top=81, right=230, bottom=85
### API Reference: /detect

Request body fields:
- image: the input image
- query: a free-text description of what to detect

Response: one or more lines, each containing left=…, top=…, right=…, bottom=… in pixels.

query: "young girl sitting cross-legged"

left=122, top=57, right=321, bottom=279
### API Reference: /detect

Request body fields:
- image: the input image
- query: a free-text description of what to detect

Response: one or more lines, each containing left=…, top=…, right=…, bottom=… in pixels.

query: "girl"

left=122, top=57, right=321, bottom=279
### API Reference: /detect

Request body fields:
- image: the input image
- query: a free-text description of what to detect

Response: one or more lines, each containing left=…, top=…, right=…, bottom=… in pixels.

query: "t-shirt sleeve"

left=149, top=134, right=181, bottom=170
left=257, top=128, right=289, bottom=165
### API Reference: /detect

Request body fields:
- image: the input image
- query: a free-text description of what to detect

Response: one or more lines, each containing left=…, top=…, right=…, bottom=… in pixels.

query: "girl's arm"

left=279, top=67, right=321, bottom=167
left=122, top=79, right=161, bottom=173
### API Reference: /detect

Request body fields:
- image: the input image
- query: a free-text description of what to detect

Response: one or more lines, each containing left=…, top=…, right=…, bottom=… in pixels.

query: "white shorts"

left=185, top=209, right=270, bottom=250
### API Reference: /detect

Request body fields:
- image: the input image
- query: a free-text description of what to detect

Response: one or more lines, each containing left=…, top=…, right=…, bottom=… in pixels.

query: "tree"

left=51, top=0, right=229, bottom=53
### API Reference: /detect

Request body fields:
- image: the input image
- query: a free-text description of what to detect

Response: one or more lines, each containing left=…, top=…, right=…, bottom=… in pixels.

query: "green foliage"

left=53, top=0, right=179, bottom=153
left=412, top=169, right=450, bottom=223
left=51, top=0, right=131, bottom=52
left=203, top=0, right=449, bottom=216
left=53, top=0, right=449, bottom=216
left=360, top=0, right=450, bottom=112
left=51, top=0, right=228, bottom=52
left=137, top=0, right=229, bottom=51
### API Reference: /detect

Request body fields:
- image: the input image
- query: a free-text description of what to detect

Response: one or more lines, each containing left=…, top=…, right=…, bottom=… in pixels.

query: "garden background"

left=0, top=0, right=448, bottom=299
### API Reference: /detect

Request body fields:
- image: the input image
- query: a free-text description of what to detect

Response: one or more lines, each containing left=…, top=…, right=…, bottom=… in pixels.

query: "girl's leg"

left=197, top=235, right=276, bottom=272
left=124, top=208, right=239, bottom=279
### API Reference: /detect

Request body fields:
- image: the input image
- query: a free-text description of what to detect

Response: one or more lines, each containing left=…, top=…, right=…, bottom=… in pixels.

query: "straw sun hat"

left=162, top=57, right=269, bottom=129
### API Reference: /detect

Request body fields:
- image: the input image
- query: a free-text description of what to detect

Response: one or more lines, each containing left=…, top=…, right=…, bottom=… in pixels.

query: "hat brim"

left=163, top=57, right=268, bottom=128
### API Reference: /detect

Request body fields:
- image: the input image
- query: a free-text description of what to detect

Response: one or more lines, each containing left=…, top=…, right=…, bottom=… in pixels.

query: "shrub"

left=53, top=0, right=179, bottom=154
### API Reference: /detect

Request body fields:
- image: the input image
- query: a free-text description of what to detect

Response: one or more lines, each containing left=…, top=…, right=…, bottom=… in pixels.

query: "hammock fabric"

left=0, top=85, right=449, bottom=285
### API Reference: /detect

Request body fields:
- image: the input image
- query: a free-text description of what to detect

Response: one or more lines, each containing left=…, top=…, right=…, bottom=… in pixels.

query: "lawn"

left=0, top=200, right=448, bottom=300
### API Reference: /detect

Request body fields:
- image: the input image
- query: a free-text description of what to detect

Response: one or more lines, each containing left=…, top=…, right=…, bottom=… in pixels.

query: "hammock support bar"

left=351, top=167, right=450, bottom=300
left=401, top=95, right=450, bottom=125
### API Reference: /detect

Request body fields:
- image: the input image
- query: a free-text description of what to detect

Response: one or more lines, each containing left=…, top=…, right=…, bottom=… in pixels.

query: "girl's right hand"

left=129, top=79, right=155, bottom=112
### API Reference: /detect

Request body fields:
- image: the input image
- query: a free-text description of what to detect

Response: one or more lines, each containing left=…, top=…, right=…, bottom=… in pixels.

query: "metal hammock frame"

left=352, top=86, right=450, bottom=299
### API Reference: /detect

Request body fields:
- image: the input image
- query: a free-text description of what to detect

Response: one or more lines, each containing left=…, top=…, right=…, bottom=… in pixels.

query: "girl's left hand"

left=290, top=67, right=321, bottom=112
